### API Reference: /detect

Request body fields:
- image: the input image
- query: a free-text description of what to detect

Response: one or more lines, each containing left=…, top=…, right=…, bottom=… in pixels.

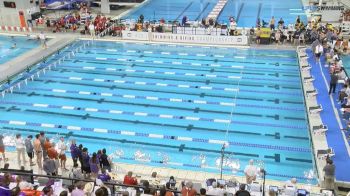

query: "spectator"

left=181, top=181, right=197, bottom=196
left=99, top=148, right=111, bottom=172
left=42, top=186, right=54, bottom=196
left=44, top=138, right=52, bottom=153
left=89, top=152, right=100, bottom=177
left=0, top=135, right=6, bottom=162
left=0, top=173, right=11, bottom=196
left=33, top=134, right=43, bottom=171
left=78, top=144, right=83, bottom=169
left=323, top=159, right=335, bottom=190
left=278, top=18, right=284, bottom=29
left=71, top=181, right=85, bottom=196
left=95, top=186, right=108, bottom=196
left=39, top=32, right=47, bottom=49
left=256, top=28, right=262, bottom=44
left=284, top=178, right=297, bottom=188
left=168, top=176, right=176, bottom=189
left=270, top=16, right=275, bottom=30
left=235, top=184, right=250, bottom=196
left=200, top=188, right=206, bottom=196
left=70, top=140, right=79, bottom=167
left=149, top=171, right=160, bottom=187
left=207, top=182, right=226, bottom=196
left=69, top=164, right=83, bottom=179
left=81, top=148, right=91, bottom=178
left=57, top=137, right=67, bottom=171
left=229, top=18, right=237, bottom=36
left=59, top=191, right=68, bottom=196
left=25, top=135, right=35, bottom=166
left=244, top=159, right=258, bottom=184
left=182, top=16, right=188, bottom=26
left=165, top=182, right=175, bottom=196
left=43, top=157, right=56, bottom=176
left=98, top=168, right=111, bottom=182
left=123, top=171, right=137, bottom=185
left=11, top=186, right=25, bottom=196
left=15, top=134, right=26, bottom=166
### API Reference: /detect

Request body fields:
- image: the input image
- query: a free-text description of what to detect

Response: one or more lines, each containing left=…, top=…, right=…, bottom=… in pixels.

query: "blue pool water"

left=0, top=35, right=40, bottom=65
left=0, top=40, right=315, bottom=183
left=123, top=0, right=307, bottom=27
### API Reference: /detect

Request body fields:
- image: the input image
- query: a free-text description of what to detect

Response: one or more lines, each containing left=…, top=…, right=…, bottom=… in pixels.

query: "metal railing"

left=0, top=169, right=182, bottom=195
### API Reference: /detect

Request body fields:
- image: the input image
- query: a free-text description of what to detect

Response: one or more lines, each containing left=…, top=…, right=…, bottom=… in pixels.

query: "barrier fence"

left=122, top=30, right=249, bottom=45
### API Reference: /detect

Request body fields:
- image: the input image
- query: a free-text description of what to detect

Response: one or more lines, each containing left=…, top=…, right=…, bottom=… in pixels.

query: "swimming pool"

left=0, top=35, right=40, bottom=65
left=122, top=0, right=307, bottom=27
left=0, top=40, right=315, bottom=183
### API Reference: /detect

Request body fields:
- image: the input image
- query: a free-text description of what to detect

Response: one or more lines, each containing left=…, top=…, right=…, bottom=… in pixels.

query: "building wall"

left=0, top=0, right=40, bottom=26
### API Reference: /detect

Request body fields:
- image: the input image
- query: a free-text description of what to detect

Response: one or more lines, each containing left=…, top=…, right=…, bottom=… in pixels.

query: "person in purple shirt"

left=81, top=148, right=91, bottom=178
left=89, top=152, right=100, bottom=177
left=70, top=140, right=79, bottom=167
left=98, top=168, right=111, bottom=182
left=0, top=173, right=12, bottom=196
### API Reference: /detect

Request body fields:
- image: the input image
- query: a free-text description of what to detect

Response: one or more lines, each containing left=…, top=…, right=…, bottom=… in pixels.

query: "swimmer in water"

left=10, top=43, right=16, bottom=49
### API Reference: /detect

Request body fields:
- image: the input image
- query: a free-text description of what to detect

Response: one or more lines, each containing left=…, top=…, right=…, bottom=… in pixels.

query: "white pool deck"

left=0, top=32, right=339, bottom=193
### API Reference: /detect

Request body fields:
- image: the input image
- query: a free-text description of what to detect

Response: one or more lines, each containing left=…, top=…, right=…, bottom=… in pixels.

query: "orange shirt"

left=47, top=147, right=58, bottom=159
left=44, top=140, right=51, bottom=151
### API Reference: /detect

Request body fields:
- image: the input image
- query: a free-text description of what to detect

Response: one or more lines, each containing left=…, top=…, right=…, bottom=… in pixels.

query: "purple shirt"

left=71, top=188, right=85, bottom=196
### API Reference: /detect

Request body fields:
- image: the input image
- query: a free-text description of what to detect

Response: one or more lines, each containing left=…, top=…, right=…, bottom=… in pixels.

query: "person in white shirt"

left=244, top=159, right=258, bottom=184
left=39, top=32, right=47, bottom=49
left=229, top=19, right=237, bottom=36
left=15, top=134, right=26, bottom=166
left=206, top=182, right=226, bottom=196
left=57, top=137, right=67, bottom=171
left=89, top=23, right=95, bottom=38
left=315, top=43, right=323, bottom=63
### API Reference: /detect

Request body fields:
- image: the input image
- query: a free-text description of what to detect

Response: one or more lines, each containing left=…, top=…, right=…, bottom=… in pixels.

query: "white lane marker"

left=86, top=108, right=98, bottom=112
left=33, top=104, right=48, bottom=108
left=101, top=93, right=113, bottom=97
left=69, top=77, right=82, bottom=80
left=159, top=114, right=173, bottom=119
left=93, top=79, right=104, bottom=82
left=146, top=96, right=158, bottom=100
left=96, top=57, right=107, bottom=60
left=62, top=106, right=75, bottom=110
left=149, top=134, right=164, bottom=138
left=41, top=123, right=55, bottom=128
left=109, top=110, right=123, bottom=114
left=53, top=89, right=66, bottom=93
left=94, top=128, right=108, bottom=133
left=121, top=131, right=135, bottom=136
left=79, top=91, right=90, bottom=95
left=9, top=121, right=26, bottom=125
left=67, top=126, right=81, bottom=131
left=134, top=112, right=148, bottom=116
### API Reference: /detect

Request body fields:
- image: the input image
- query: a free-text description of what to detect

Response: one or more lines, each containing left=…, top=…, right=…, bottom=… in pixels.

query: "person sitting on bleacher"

left=207, top=182, right=226, bottom=196
left=148, top=172, right=161, bottom=187
left=235, top=184, right=250, bottom=196
left=123, top=171, right=138, bottom=186
left=181, top=181, right=197, bottom=196
left=284, top=178, right=297, bottom=188
left=0, top=173, right=12, bottom=195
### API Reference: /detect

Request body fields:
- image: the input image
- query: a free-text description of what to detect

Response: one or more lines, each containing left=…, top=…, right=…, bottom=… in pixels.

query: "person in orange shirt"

left=44, top=138, right=52, bottom=152
left=47, top=143, right=58, bottom=160
left=181, top=181, right=197, bottom=196
left=123, top=171, right=138, bottom=185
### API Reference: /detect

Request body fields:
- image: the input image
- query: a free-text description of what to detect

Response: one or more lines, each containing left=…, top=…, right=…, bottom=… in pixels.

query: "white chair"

left=304, top=76, right=315, bottom=83
left=284, top=185, right=296, bottom=196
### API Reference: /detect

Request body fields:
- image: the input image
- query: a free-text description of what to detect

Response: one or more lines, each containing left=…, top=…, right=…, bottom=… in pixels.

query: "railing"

left=0, top=169, right=181, bottom=195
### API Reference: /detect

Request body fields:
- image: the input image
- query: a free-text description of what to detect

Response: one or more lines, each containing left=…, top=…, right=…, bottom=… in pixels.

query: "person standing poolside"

left=0, top=135, right=6, bottom=162
left=39, top=32, right=47, bottom=49
left=15, top=134, right=26, bottom=167
left=57, top=137, right=67, bottom=171
left=33, top=134, right=43, bottom=171
left=25, top=135, right=35, bottom=166
left=329, top=72, right=338, bottom=95
left=244, top=159, right=258, bottom=184
left=270, top=16, right=275, bottom=30
left=315, top=42, right=323, bottom=63
left=256, top=27, right=262, bottom=44
left=323, top=159, right=335, bottom=190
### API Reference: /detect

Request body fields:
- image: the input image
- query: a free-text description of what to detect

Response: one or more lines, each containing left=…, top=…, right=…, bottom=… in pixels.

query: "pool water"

left=0, top=35, right=40, bottom=65
left=0, top=40, right=315, bottom=183
left=123, top=0, right=307, bottom=27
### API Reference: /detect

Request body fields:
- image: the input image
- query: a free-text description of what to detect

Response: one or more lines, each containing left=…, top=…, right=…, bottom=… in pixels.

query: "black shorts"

left=27, top=152, right=34, bottom=159
left=82, top=166, right=91, bottom=173
left=256, top=36, right=261, bottom=40
left=315, top=53, right=321, bottom=58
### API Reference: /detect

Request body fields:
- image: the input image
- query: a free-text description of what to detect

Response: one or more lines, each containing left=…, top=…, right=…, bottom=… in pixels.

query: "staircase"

left=207, top=0, right=228, bottom=21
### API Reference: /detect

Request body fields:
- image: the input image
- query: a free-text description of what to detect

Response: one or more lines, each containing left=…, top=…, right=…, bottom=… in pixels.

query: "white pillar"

left=101, top=0, right=110, bottom=14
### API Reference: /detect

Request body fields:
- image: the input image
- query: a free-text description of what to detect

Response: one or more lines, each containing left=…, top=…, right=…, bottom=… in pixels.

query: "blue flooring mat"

left=307, top=49, right=350, bottom=182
